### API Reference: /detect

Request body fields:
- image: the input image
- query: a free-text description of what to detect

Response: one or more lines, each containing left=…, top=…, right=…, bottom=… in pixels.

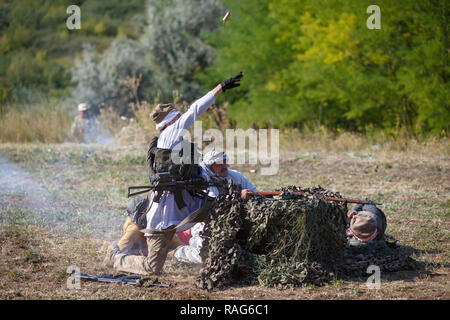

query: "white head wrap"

left=199, top=151, right=230, bottom=191
left=200, top=150, right=228, bottom=180
left=202, top=150, right=228, bottom=166
left=155, top=110, right=180, bottom=131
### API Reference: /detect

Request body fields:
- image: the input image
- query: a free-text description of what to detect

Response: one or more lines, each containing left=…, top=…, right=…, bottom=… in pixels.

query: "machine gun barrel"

left=127, top=180, right=221, bottom=198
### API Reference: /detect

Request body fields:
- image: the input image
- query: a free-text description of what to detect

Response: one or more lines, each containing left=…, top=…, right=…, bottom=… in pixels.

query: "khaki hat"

left=350, top=212, right=377, bottom=239
left=78, top=103, right=89, bottom=112
left=151, top=103, right=178, bottom=124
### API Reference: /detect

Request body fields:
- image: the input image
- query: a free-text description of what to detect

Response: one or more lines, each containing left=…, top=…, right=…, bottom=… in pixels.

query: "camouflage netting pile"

left=341, top=237, right=418, bottom=276
left=196, top=185, right=418, bottom=290
left=196, top=185, right=348, bottom=290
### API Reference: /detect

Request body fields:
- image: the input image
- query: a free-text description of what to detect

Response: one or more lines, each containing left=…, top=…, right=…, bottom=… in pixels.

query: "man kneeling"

left=104, top=72, right=243, bottom=275
left=104, top=196, right=185, bottom=268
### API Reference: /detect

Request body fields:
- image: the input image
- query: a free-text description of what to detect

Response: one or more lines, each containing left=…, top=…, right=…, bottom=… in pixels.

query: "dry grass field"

left=0, top=136, right=448, bottom=300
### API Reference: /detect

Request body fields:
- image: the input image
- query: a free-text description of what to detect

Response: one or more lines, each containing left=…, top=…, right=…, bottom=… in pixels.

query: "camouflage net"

left=196, top=185, right=418, bottom=290
left=197, top=185, right=348, bottom=290
left=341, top=237, right=418, bottom=275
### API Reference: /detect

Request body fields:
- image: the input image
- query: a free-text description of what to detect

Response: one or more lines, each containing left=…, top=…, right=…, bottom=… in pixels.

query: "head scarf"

left=200, top=150, right=228, bottom=182
left=155, top=110, right=180, bottom=131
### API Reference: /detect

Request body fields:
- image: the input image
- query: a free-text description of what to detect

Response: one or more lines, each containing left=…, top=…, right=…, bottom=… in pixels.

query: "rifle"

left=78, top=273, right=172, bottom=288
left=256, top=191, right=382, bottom=205
left=127, top=173, right=220, bottom=209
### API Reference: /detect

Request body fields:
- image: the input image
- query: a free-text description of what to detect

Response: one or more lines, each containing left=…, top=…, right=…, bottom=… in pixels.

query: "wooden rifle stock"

left=256, top=191, right=382, bottom=205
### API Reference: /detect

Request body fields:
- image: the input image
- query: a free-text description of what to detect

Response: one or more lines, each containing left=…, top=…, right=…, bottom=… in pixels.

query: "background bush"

left=201, top=0, right=449, bottom=136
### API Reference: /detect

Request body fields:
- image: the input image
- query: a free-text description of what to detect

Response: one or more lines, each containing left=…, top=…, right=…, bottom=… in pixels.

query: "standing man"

left=106, top=72, right=243, bottom=275
left=71, top=103, right=98, bottom=143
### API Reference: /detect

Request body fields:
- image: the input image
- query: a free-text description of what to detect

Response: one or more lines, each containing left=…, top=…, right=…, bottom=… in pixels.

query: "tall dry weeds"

left=0, top=102, right=72, bottom=143
left=97, top=106, right=129, bottom=136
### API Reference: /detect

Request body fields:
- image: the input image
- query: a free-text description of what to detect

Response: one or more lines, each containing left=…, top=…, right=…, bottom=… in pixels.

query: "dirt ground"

left=0, top=142, right=448, bottom=300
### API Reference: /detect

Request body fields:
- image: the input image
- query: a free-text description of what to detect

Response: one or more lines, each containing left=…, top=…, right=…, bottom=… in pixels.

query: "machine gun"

left=78, top=273, right=172, bottom=288
left=127, top=173, right=220, bottom=209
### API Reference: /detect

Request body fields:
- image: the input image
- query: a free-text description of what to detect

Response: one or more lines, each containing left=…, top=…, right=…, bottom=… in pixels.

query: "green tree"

left=70, top=0, right=224, bottom=115
left=199, top=0, right=289, bottom=128
left=70, top=39, right=151, bottom=115
left=140, top=0, right=224, bottom=102
left=202, top=0, right=449, bottom=135
left=0, top=0, right=148, bottom=105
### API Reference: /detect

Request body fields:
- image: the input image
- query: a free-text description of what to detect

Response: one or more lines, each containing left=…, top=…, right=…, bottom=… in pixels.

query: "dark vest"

left=147, top=136, right=202, bottom=181
left=146, top=136, right=205, bottom=209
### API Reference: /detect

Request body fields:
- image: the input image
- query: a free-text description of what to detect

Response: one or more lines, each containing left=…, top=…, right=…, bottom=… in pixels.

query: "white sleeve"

left=208, top=186, right=220, bottom=198
left=239, top=174, right=256, bottom=191
left=176, top=91, right=216, bottom=130
left=242, top=179, right=257, bottom=192
left=227, top=170, right=257, bottom=191
left=158, top=91, right=216, bottom=149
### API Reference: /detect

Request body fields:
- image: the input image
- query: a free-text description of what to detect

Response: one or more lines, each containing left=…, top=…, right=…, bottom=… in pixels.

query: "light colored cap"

left=78, top=103, right=89, bottom=112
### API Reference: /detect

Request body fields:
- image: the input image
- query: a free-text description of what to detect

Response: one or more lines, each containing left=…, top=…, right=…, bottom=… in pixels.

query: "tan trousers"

left=112, top=230, right=175, bottom=275
left=109, top=216, right=184, bottom=275
left=116, top=217, right=182, bottom=255
left=117, top=216, right=148, bottom=255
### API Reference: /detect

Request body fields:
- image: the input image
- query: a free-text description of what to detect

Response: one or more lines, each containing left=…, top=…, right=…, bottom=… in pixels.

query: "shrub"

left=70, top=38, right=151, bottom=115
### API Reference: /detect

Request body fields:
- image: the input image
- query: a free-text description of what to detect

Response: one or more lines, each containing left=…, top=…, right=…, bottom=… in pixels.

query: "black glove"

left=221, top=71, right=243, bottom=92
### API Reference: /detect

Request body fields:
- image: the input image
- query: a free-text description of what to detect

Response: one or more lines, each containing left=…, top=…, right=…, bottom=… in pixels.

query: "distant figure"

left=71, top=103, right=98, bottom=143
left=346, top=199, right=387, bottom=246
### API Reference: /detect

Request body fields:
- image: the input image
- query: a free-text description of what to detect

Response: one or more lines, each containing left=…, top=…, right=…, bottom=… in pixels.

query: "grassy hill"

left=0, top=0, right=147, bottom=107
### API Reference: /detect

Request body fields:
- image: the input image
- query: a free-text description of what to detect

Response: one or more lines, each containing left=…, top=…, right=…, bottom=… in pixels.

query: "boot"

left=103, top=244, right=120, bottom=268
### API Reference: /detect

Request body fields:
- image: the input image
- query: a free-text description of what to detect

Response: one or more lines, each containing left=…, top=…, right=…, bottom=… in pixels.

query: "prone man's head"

left=151, top=103, right=181, bottom=131
left=348, top=211, right=378, bottom=242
